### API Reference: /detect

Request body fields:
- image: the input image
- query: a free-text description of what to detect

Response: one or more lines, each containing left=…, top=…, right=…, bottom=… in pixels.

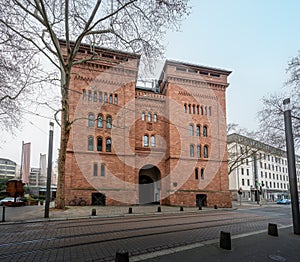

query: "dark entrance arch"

left=92, top=192, right=106, bottom=206
left=196, top=194, right=207, bottom=207
left=139, top=165, right=161, bottom=205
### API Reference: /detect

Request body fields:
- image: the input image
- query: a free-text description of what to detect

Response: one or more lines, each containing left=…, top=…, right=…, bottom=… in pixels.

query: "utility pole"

left=44, top=122, right=54, bottom=218
left=283, top=98, right=300, bottom=235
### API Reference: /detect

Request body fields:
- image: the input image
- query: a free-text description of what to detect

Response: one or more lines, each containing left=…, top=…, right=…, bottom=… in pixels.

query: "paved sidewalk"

left=139, top=226, right=300, bottom=262
left=0, top=201, right=279, bottom=223
left=0, top=204, right=213, bottom=223
left=1, top=202, right=299, bottom=261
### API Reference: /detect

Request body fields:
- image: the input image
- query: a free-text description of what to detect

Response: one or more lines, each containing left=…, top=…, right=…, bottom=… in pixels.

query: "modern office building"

left=228, top=133, right=300, bottom=202
left=63, top=40, right=232, bottom=207
left=0, top=158, right=17, bottom=180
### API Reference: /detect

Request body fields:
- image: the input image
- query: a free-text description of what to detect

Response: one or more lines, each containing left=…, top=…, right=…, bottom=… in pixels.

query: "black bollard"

left=214, top=205, right=218, bottom=209
left=128, top=207, right=132, bottom=214
left=91, top=208, right=96, bottom=216
left=2, top=206, right=5, bottom=222
left=220, top=231, right=231, bottom=250
left=180, top=206, right=184, bottom=211
left=198, top=205, right=202, bottom=210
left=157, top=206, right=161, bottom=212
left=268, top=223, right=278, bottom=237
left=115, top=250, right=129, bottom=262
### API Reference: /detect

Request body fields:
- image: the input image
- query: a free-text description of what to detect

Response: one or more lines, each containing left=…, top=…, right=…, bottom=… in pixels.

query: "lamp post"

left=283, top=98, right=300, bottom=235
left=44, top=122, right=54, bottom=218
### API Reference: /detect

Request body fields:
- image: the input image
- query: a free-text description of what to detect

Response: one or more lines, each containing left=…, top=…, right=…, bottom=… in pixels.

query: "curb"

left=0, top=207, right=232, bottom=225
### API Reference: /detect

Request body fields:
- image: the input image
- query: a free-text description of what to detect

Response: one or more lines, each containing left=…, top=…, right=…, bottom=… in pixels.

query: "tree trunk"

left=56, top=69, right=71, bottom=209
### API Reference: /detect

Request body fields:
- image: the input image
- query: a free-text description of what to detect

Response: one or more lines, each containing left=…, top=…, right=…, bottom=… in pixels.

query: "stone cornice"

left=74, top=62, right=138, bottom=77
left=168, top=76, right=228, bottom=91
left=135, top=102, right=165, bottom=111
left=135, top=95, right=166, bottom=103
left=73, top=75, right=134, bottom=87
left=176, top=91, right=217, bottom=101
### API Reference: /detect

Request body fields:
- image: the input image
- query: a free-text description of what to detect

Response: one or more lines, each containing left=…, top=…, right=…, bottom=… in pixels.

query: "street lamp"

left=44, top=122, right=54, bottom=218
left=283, top=98, right=300, bottom=235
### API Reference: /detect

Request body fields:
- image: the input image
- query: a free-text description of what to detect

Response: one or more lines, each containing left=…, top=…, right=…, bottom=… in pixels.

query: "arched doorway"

left=196, top=194, right=207, bottom=207
left=91, top=192, right=106, bottom=206
left=139, top=165, right=161, bottom=204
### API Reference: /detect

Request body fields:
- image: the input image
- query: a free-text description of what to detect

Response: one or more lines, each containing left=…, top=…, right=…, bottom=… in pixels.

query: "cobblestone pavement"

left=0, top=205, right=293, bottom=261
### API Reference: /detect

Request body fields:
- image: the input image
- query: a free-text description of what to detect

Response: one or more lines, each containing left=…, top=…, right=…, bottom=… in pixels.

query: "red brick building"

left=65, top=42, right=232, bottom=207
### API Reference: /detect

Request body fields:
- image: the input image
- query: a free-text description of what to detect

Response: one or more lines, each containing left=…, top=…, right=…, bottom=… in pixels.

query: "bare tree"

left=258, top=51, right=300, bottom=150
left=227, top=122, right=259, bottom=139
left=227, top=125, right=253, bottom=176
left=0, top=22, right=40, bottom=134
left=227, top=133, right=263, bottom=176
left=0, top=0, right=190, bottom=208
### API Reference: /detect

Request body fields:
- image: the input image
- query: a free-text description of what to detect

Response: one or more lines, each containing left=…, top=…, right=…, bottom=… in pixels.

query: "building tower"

left=63, top=41, right=232, bottom=207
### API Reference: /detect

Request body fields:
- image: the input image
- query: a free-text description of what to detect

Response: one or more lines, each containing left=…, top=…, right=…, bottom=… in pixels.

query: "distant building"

left=0, top=158, right=17, bottom=180
left=28, top=154, right=57, bottom=187
left=39, top=154, right=47, bottom=186
left=228, top=133, right=300, bottom=202
left=29, top=168, right=42, bottom=187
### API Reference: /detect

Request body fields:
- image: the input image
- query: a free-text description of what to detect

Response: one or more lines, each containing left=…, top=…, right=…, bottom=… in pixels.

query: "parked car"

left=277, top=198, right=291, bottom=205
left=0, top=197, right=24, bottom=206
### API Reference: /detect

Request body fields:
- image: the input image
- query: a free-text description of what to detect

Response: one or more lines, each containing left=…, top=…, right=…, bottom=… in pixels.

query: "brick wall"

left=64, top=45, right=232, bottom=207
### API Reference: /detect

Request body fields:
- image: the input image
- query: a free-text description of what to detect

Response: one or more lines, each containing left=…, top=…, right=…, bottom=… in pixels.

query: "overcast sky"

left=1, top=0, right=299, bottom=167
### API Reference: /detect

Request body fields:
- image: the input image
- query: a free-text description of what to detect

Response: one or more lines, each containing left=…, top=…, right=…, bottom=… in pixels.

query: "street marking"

left=130, top=243, right=205, bottom=262
left=130, top=225, right=293, bottom=261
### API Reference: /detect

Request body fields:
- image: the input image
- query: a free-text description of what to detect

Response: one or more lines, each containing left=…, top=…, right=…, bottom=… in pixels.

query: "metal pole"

left=283, top=98, right=300, bottom=235
left=20, top=141, right=24, bottom=180
left=1, top=206, right=5, bottom=222
left=44, top=122, right=54, bottom=218
left=253, top=154, right=260, bottom=204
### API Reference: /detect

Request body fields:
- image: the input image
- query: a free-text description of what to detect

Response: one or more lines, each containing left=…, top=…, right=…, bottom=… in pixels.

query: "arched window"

left=203, top=126, right=208, bottom=137
left=99, top=91, right=103, bottom=102
left=148, top=113, right=152, bottom=122
left=151, top=135, right=156, bottom=147
left=109, top=93, right=113, bottom=104
left=101, top=163, right=105, bottom=176
left=88, top=90, right=92, bottom=101
left=208, top=106, right=212, bottom=116
left=142, top=112, right=145, bottom=121
left=197, top=145, right=201, bottom=158
left=204, top=106, right=207, bottom=115
left=189, top=124, right=194, bottom=136
left=196, top=125, right=200, bottom=136
left=184, top=104, right=187, bottom=113
left=188, top=104, right=191, bottom=114
left=106, top=138, right=112, bottom=152
left=196, top=105, right=199, bottom=115
left=203, top=145, right=208, bottom=158
left=97, top=137, right=103, bottom=151
left=192, top=105, right=195, bottom=114
left=83, top=89, right=87, bottom=101
left=190, top=144, right=194, bottom=157
left=201, top=168, right=205, bottom=180
left=104, top=92, right=108, bottom=103
left=88, top=136, right=94, bottom=151
left=97, top=114, right=103, bottom=128
left=88, top=113, right=94, bottom=127
left=106, top=116, right=112, bottom=129
left=143, top=135, right=149, bottom=147
left=93, top=91, right=97, bottom=102
left=153, top=114, right=157, bottom=122
left=93, top=163, right=98, bottom=176
left=200, top=106, right=204, bottom=115
left=195, top=168, right=199, bottom=180
left=114, top=94, right=118, bottom=105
